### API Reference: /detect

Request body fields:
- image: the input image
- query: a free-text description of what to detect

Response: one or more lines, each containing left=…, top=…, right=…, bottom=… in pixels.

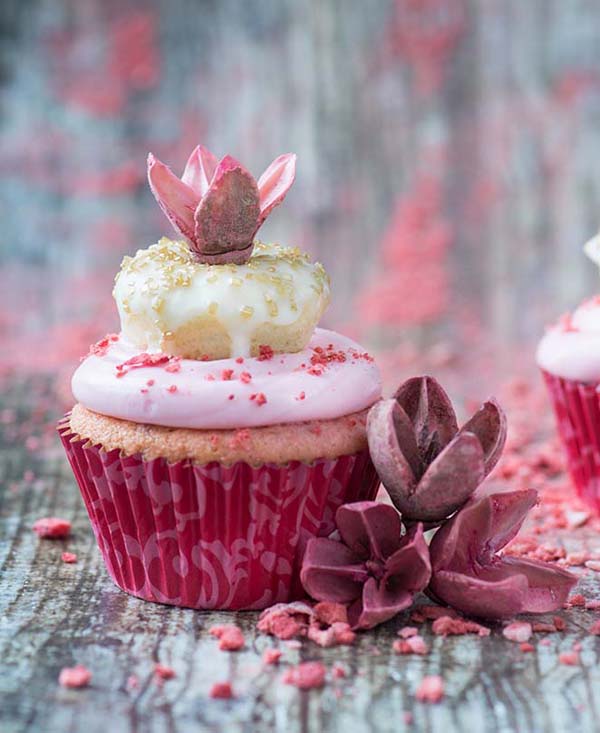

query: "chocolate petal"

left=350, top=577, right=413, bottom=630
left=429, top=569, right=529, bottom=618
left=367, top=400, right=420, bottom=511
left=394, top=376, right=459, bottom=456
left=404, top=431, right=485, bottom=522
left=335, top=501, right=403, bottom=562
left=499, top=557, right=576, bottom=613
left=147, top=153, right=198, bottom=242
left=384, top=523, right=431, bottom=592
left=193, top=155, right=260, bottom=263
left=257, top=153, right=297, bottom=225
left=429, top=484, right=537, bottom=572
left=181, top=144, right=218, bottom=197
left=460, top=398, right=507, bottom=476
left=300, top=537, right=367, bottom=603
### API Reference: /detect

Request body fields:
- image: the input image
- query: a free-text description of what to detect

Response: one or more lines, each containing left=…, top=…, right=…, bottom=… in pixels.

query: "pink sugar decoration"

left=59, top=665, right=92, bottom=688
left=209, top=682, right=234, bottom=699
left=61, top=552, right=77, bottom=563
left=33, top=517, right=71, bottom=539
left=209, top=624, right=245, bottom=651
left=415, top=675, right=444, bottom=703
left=282, top=661, right=326, bottom=690
left=503, top=622, right=533, bottom=643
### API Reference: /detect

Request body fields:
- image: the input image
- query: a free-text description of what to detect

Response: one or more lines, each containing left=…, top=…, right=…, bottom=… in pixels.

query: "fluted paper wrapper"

left=58, top=416, right=379, bottom=609
left=542, top=370, right=600, bottom=514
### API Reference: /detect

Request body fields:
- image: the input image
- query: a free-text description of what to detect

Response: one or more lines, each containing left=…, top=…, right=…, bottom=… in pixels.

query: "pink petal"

left=367, top=399, right=420, bottom=491
left=350, top=577, right=413, bottom=630
left=459, top=398, right=507, bottom=476
left=193, top=155, right=261, bottom=263
left=406, top=431, right=485, bottom=522
left=335, top=501, right=403, bottom=562
left=384, top=523, right=431, bottom=592
left=181, top=144, right=218, bottom=197
left=257, top=153, right=297, bottom=224
left=147, top=153, right=197, bottom=242
left=300, top=537, right=367, bottom=603
left=394, top=376, right=458, bottom=455
left=500, top=557, right=576, bottom=613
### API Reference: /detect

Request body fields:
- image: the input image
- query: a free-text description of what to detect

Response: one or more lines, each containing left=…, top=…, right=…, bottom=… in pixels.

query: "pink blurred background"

left=2, top=0, right=600, bottom=402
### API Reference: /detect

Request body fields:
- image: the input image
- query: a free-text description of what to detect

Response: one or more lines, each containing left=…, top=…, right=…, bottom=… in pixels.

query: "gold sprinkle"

left=206, top=274, right=218, bottom=284
left=208, top=302, right=219, bottom=315
left=240, top=305, right=254, bottom=319
left=230, top=277, right=243, bottom=287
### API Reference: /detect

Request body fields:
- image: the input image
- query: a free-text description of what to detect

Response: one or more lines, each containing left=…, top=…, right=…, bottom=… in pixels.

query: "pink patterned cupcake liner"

left=542, top=370, right=600, bottom=513
left=58, top=416, right=379, bottom=610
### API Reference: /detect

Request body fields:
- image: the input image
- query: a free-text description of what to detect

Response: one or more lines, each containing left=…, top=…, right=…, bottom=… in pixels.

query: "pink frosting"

left=72, top=328, right=382, bottom=429
left=536, top=297, right=600, bottom=381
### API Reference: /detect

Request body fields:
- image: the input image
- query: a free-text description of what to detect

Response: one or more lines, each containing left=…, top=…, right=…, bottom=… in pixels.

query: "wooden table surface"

left=2, top=381, right=600, bottom=733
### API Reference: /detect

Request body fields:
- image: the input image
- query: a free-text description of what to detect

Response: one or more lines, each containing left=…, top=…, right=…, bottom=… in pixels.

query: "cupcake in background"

left=59, top=146, right=382, bottom=610
left=537, top=232, right=600, bottom=513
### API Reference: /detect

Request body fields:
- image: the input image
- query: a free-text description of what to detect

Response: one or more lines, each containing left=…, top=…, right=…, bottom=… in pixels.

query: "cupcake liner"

left=58, top=415, right=379, bottom=610
left=542, top=370, right=600, bottom=513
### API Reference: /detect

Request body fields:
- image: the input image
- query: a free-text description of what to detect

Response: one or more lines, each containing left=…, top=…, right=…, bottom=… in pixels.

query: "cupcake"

left=537, top=232, right=600, bottom=513
left=59, top=146, right=382, bottom=609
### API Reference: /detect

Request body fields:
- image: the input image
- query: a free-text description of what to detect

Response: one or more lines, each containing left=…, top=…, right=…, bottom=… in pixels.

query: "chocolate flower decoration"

left=367, top=376, right=507, bottom=522
left=300, top=501, right=431, bottom=630
left=428, top=484, right=576, bottom=618
left=148, top=145, right=296, bottom=264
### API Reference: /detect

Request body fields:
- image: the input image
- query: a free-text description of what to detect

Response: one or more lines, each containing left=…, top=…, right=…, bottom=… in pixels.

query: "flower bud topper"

left=147, top=145, right=296, bottom=265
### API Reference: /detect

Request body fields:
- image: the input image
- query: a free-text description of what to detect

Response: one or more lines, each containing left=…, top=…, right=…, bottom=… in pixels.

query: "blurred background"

left=2, top=0, right=600, bottom=403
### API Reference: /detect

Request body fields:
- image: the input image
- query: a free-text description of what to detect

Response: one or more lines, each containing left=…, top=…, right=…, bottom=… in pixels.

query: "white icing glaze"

left=113, top=238, right=330, bottom=357
left=536, top=297, right=600, bottom=381
left=72, top=328, right=382, bottom=429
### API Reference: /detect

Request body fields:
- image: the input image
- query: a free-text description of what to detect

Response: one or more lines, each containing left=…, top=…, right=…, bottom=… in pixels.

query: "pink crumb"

left=262, top=648, right=282, bottom=665
left=432, top=616, right=490, bottom=637
left=589, top=620, right=600, bottom=635
left=331, top=664, right=347, bottom=679
left=33, top=517, right=71, bottom=538
left=210, top=682, right=234, bottom=699
left=398, top=626, right=418, bottom=639
left=126, top=675, right=139, bottom=691
left=520, top=642, right=535, bottom=653
left=154, top=664, right=176, bottom=680
left=313, top=602, right=348, bottom=625
left=558, top=651, right=580, bottom=666
left=61, top=552, right=77, bottom=563
left=283, top=661, right=326, bottom=690
left=307, top=621, right=355, bottom=648
left=410, top=605, right=459, bottom=623
left=59, top=665, right=92, bottom=688
left=393, top=636, right=429, bottom=655
left=415, top=675, right=444, bottom=703
left=209, top=624, right=245, bottom=651
left=567, top=594, right=586, bottom=607
left=167, top=385, right=178, bottom=393
left=503, top=622, right=533, bottom=643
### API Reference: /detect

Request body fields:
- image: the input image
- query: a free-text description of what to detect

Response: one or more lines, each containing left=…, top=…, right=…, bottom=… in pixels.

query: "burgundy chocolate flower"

left=367, top=376, right=507, bottom=522
left=300, top=501, right=431, bottom=630
left=147, top=145, right=296, bottom=264
left=428, top=484, right=576, bottom=618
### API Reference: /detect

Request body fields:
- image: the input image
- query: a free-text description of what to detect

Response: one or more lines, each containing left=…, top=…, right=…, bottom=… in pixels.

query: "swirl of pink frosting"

left=72, top=328, right=382, bottom=429
left=536, top=296, right=600, bottom=381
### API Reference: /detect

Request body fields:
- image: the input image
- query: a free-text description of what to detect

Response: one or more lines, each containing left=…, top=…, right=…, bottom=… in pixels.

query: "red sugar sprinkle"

left=262, top=648, right=282, bottom=665
left=258, top=344, right=274, bottom=361
left=235, top=357, right=244, bottom=364
left=59, top=665, right=91, bottom=688
left=154, top=664, right=176, bottom=680
left=115, top=352, right=171, bottom=377
left=503, top=622, right=532, bottom=643
left=283, top=662, right=326, bottom=690
left=296, top=391, right=306, bottom=401
left=559, top=651, right=580, bottom=666
left=209, top=624, right=245, bottom=651
left=167, top=385, right=177, bottom=393
left=88, top=333, right=119, bottom=358
left=146, top=379, right=154, bottom=386
left=415, top=676, right=444, bottom=703
left=239, top=371, right=252, bottom=384
left=33, top=517, right=71, bottom=539
left=228, top=394, right=235, bottom=400
left=221, top=369, right=234, bottom=381
left=250, top=392, right=267, bottom=406
left=209, top=682, right=233, bottom=699
left=567, top=594, right=586, bottom=608
left=432, top=616, right=490, bottom=637
left=61, top=552, right=77, bottom=563
left=230, top=429, right=251, bottom=449
left=164, top=359, right=182, bottom=373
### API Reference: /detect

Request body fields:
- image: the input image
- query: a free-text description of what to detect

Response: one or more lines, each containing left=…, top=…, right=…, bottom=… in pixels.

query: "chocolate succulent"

left=147, top=145, right=296, bottom=265
left=367, top=376, right=507, bottom=522
left=300, top=501, right=431, bottom=630
left=428, top=484, right=576, bottom=618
